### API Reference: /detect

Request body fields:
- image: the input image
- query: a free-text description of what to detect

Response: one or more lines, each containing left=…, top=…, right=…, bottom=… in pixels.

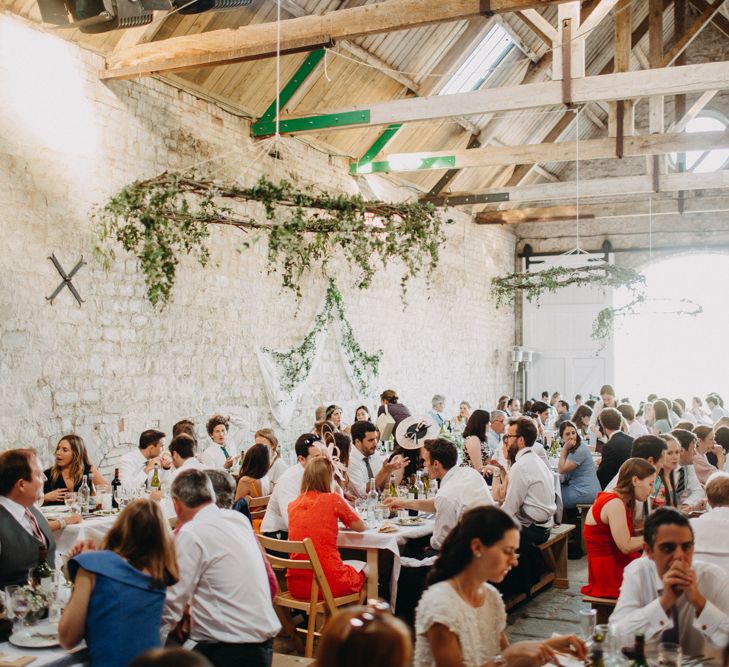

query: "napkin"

left=0, top=655, right=37, bottom=666
left=378, top=522, right=398, bottom=533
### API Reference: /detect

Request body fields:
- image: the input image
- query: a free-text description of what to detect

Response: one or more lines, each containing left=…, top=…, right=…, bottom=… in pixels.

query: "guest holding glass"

left=43, top=435, right=108, bottom=505
left=59, top=499, right=179, bottom=667
left=235, top=444, right=271, bottom=501
left=557, top=420, right=600, bottom=509
left=581, top=458, right=655, bottom=599
left=414, top=506, right=585, bottom=667
left=254, top=429, right=289, bottom=487
left=287, top=457, right=365, bottom=601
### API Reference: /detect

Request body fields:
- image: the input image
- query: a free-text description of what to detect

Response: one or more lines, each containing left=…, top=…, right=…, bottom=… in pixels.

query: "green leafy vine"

left=95, top=172, right=451, bottom=306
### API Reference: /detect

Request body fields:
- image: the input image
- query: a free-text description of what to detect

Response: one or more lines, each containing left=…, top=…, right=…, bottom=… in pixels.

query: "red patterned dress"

left=287, top=491, right=365, bottom=600
left=581, top=492, right=641, bottom=598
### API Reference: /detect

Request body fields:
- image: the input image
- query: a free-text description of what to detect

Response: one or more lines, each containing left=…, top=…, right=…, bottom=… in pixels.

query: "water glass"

left=354, top=498, right=367, bottom=518
left=374, top=505, right=387, bottom=525
left=64, top=492, right=78, bottom=514
left=579, top=608, right=597, bottom=641
left=6, top=586, right=31, bottom=632
left=97, top=485, right=112, bottom=511
left=658, top=642, right=682, bottom=667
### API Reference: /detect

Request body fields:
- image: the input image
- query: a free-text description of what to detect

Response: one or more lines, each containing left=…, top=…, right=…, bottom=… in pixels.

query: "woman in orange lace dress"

left=287, top=457, right=366, bottom=600
left=582, top=458, right=656, bottom=599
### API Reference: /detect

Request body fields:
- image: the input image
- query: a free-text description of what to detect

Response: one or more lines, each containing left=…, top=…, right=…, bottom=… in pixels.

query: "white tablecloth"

left=0, top=642, right=86, bottom=666
left=337, top=518, right=434, bottom=605
left=52, top=517, right=117, bottom=567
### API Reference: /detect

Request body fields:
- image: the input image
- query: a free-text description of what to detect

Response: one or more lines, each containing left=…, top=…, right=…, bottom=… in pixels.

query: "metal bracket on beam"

left=616, top=100, right=624, bottom=158
left=561, top=18, right=573, bottom=107
left=480, top=0, right=494, bottom=16
left=422, top=192, right=510, bottom=207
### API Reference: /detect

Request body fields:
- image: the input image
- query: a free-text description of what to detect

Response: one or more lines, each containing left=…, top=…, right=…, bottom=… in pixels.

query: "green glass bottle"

left=629, top=633, right=649, bottom=667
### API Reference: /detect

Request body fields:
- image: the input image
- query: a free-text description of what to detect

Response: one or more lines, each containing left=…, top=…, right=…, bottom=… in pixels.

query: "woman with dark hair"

left=254, top=428, right=289, bottom=487
left=652, top=399, right=673, bottom=434
left=377, top=389, right=416, bottom=476
left=59, top=499, right=179, bottom=667
left=325, top=405, right=345, bottom=432
left=415, top=506, right=585, bottom=667
left=43, top=434, right=108, bottom=505
left=557, top=420, right=601, bottom=509
left=693, top=424, right=725, bottom=483
left=353, top=405, right=371, bottom=423
left=234, top=443, right=271, bottom=501
left=460, top=409, right=490, bottom=473
left=652, top=434, right=680, bottom=508
left=571, top=404, right=593, bottom=439
left=582, top=458, right=656, bottom=599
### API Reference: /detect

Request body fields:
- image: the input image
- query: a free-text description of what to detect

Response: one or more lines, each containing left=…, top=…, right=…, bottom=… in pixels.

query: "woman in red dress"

left=581, top=458, right=656, bottom=598
left=287, top=457, right=366, bottom=600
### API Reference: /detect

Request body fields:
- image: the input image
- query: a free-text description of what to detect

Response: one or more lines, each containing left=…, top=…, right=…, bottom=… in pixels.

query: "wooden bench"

left=582, top=594, right=617, bottom=625
left=505, top=524, right=575, bottom=610
left=576, top=503, right=593, bottom=554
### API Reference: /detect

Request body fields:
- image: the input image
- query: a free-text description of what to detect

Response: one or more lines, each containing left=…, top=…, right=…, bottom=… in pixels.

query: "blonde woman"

left=60, top=499, right=179, bottom=667
left=255, top=428, right=289, bottom=486
left=43, top=435, right=108, bottom=505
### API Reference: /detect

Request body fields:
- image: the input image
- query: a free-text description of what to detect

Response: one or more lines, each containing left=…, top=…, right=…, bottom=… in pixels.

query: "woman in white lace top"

left=414, top=506, right=586, bottom=667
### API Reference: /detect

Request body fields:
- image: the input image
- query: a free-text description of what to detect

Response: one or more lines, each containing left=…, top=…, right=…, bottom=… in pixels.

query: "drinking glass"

left=658, top=642, right=682, bottom=667
left=579, top=608, right=597, bottom=641
left=6, top=586, right=31, bottom=632
left=64, top=492, right=78, bottom=514
left=354, top=498, right=367, bottom=517
left=97, top=485, right=112, bottom=511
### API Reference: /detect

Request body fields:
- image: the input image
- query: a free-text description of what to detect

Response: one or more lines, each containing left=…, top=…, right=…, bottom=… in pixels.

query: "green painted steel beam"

left=252, top=109, right=371, bottom=137
left=252, top=49, right=326, bottom=132
left=350, top=155, right=457, bottom=175
left=349, top=123, right=402, bottom=174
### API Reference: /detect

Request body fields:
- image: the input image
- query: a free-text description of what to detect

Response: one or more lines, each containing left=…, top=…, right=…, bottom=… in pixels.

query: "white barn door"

left=522, top=253, right=614, bottom=403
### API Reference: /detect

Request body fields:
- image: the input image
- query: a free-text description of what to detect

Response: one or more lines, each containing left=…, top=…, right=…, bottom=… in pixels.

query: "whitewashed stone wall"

left=0, top=15, right=516, bottom=470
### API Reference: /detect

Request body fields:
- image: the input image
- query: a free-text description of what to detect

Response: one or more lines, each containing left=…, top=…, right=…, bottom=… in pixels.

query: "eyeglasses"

left=503, top=434, right=519, bottom=441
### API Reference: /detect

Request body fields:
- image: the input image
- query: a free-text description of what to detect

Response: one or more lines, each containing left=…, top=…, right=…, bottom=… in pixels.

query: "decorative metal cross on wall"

left=46, top=253, right=85, bottom=305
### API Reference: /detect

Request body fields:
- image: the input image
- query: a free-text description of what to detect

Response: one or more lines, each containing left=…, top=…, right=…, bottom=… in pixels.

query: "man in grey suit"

left=0, top=449, right=56, bottom=587
left=596, top=408, right=634, bottom=489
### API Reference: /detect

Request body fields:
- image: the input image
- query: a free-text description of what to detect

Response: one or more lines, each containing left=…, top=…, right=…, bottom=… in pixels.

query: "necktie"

left=364, top=455, right=374, bottom=480
left=675, top=467, right=686, bottom=498
left=661, top=605, right=680, bottom=643
left=221, top=446, right=230, bottom=459
left=24, top=509, right=46, bottom=545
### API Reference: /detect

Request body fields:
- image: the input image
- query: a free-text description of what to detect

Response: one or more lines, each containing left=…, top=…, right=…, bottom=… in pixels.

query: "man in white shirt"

left=617, top=403, right=649, bottom=439
left=498, top=417, right=557, bottom=598
left=671, top=429, right=706, bottom=511
left=169, top=434, right=208, bottom=478
left=260, top=433, right=323, bottom=539
left=0, top=449, right=56, bottom=587
left=162, top=469, right=280, bottom=667
left=384, top=438, right=494, bottom=551
left=118, top=429, right=171, bottom=490
left=347, top=421, right=407, bottom=498
left=200, top=414, right=237, bottom=470
left=488, top=410, right=507, bottom=457
left=706, top=394, right=729, bottom=424
left=613, top=507, right=729, bottom=663
left=691, top=473, right=729, bottom=569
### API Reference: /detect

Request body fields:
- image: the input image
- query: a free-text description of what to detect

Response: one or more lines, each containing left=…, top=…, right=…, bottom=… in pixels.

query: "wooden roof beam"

left=102, top=0, right=571, bottom=79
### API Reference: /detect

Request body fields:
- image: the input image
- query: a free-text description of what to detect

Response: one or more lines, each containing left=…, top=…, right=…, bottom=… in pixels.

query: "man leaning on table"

left=119, top=429, right=172, bottom=490
left=613, top=507, right=729, bottom=662
left=0, top=449, right=56, bottom=587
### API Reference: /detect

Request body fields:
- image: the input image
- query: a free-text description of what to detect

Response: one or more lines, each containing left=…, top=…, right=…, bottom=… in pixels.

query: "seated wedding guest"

left=162, top=470, right=280, bottom=667
left=200, top=414, right=237, bottom=470
left=653, top=399, right=674, bottom=434
left=384, top=438, right=494, bottom=552
left=131, top=648, right=213, bottom=667
left=497, top=418, right=557, bottom=597
left=672, top=429, right=706, bottom=512
left=613, top=507, right=729, bottom=661
left=326, top=405, right=345, bottom=432
left=652, top=434, right=680, bottom=508
left=0, top=449, right=56, bottom=587
left=497, top=395, right=510, bottom=412
left=43, top=434, right=108, bottom=505
left=715, top=427, right=729, bottom=472
left=354, top=405, right=371, bottom=423
left=314, top=405, right=327, bottom=424
left=688, top=397, right=711, bottom=424
left=333, top=432, right=352, bottom=468
left=693, top=425, right=724, bottom=484
left=260, top=434, right=323, bottom=539
left=254, top=429, right=289, bottom=486
left=506, top=397, right=521, bottom=417
left=461, top=409, right=490, bottom=473
left=287, top=457, right=366, bottom=600
left=429, top=395, right=447, bottom=429
left=557, top=420, right=600, bottom=509
left=452, top=401, right=471, bottom=433
left=169, top=435, right=207, bottom=477
left=235, top=444, right=270, bottom=501
left=119, top=429, right=171, bottom=490
left=172, top=419, right=197, bottom=443
left=707, top=394, right=729, bottom=423
left=588, top=384, right=618, bottom=428
left=582, top=458, right=655, bottom=599
left=488, top=410, right=507, bottom=455
left=204, top=469, right=236, bottom=510
left=571, top=404, right=593, bottom=439
left=596, top=408, right=634, bottom=489
left=347, top=421, right=407, bottom=498
left=61, top=499, right=179, bottom=667
left=556, top=400, right=571, bottom=426
left=415, top=506, right=586, bottom=667
left=531, top=401, right=552, bottom=432
left=618, top=404, right=649, bottom=438
left=316, top=602, right=412, bottom=667
left=691, top=473, right=729, bottom=569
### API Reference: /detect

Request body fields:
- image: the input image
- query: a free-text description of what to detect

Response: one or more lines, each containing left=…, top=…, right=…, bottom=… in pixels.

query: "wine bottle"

left=31, top=547, right=53, bottom=591
left=78, top=475, right=90, bottom=514
left=408, top=475, right=418, bottom=517
left=388, top=474, right=397, bottom=498
left=88, top=473, right=98, bottom=512
left=111, top=468, right=121, bottom=509
left=629, top=633, right=649, bottom=667
left=150, top=462, right=161, bottom=491
left=366, top=477, right=378, bottom=522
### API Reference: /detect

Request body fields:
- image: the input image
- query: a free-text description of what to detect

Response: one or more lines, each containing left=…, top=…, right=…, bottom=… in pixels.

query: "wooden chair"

left=249, top=494, right=271, bottom=523
left=258, top=533, right=364, bottom=658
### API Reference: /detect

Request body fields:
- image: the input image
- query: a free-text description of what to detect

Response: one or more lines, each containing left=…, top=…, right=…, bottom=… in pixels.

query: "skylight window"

left=671, top=114, right=729, bottom=173
left=438, top=24, right=514, bottom=96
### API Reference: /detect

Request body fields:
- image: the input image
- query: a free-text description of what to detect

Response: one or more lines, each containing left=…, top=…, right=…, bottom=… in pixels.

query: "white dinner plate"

left=395, top=516, right=425, bottom=526
left=9, top=622, right=60, bottom=648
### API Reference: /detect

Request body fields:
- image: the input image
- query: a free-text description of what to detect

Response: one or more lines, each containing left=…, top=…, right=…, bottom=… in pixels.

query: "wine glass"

left=579, top=608, right=597, bottom=643
left=6, top=586, right=31, bottom=633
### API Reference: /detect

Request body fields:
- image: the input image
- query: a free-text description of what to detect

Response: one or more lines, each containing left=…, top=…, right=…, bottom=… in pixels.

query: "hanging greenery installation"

left=95, top=172, right=451, bottom=306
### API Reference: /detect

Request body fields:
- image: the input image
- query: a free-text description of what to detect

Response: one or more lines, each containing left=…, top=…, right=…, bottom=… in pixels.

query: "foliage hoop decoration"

left=95, top=173, right=451, bottom=306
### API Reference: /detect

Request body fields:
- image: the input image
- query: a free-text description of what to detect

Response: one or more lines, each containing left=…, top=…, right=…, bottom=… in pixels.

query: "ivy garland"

left=263, top=278, right=382, bottom=395
left=491, top=264, right=648, bottom=341
left=95, top=172, right=451, bottom=306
